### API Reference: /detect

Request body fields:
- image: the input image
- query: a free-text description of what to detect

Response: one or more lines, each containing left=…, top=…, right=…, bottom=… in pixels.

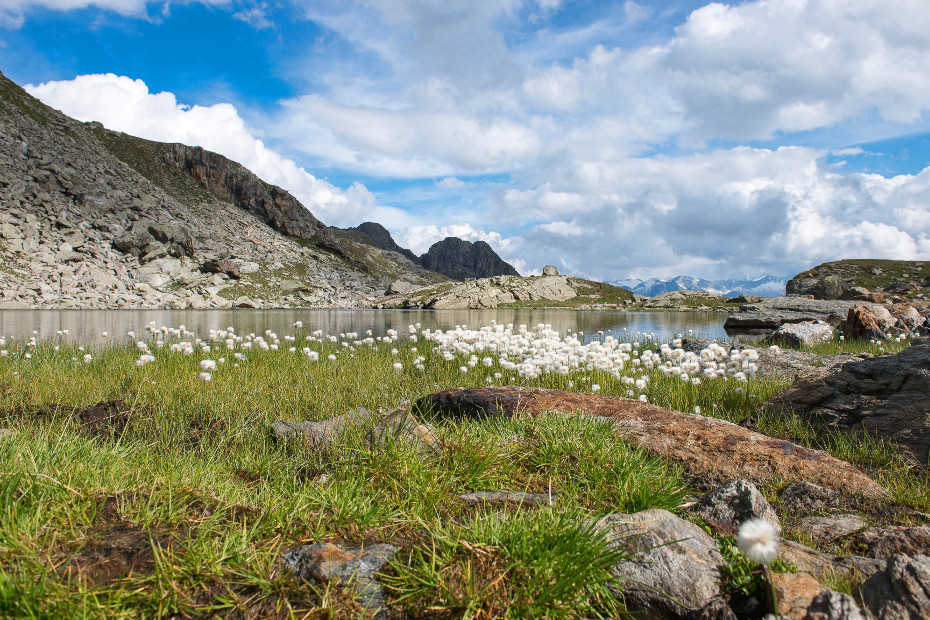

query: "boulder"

left=786, top=275, right=844, bottom=300
left=416, top=387, right=889, bottom=500
left=596, top=509, right=725, bottom=618
left=764, top=342, right=930, bottom=465
left=542, top=265, right=560, bottom=276
left=690, top=479, right=781, bottom=535
left=724, top=297, right=863, bottom=334
left=280, top=279, right=310, bottom=294
left=233, top=296, right=259, bottom=309
left=387, top=280, right=413, bottom=295
left=766, top=321, right=835, bottom=347
left=779, top=539, right=885, bottom=581
left=843, top=305, right=896, bottom=340
left=859, top=554, right=930, bottom=620
left=200, top=258, right=240, bottom=279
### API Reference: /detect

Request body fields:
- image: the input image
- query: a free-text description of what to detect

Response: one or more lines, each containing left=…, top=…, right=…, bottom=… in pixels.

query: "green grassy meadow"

left=0, top=328, right=924, bottom=618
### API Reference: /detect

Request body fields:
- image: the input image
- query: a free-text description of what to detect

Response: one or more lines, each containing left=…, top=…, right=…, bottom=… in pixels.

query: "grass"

left=0, top=329, right=925, bottom=617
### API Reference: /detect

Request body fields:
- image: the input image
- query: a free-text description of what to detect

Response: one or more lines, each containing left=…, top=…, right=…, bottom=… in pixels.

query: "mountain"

left=335, top=221, right=421, bottom=265
left=419, top=237, right=520, bottom=281
left=611, top=274, right=788, bottom=298
left=0, top=70, right=445, bottom=309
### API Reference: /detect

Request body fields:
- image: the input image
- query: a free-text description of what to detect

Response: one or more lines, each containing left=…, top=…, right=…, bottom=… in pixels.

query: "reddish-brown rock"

left=843, top=305, right=896, bottom=340
left=415, top=387, right=888, bottom=500
left=771, top=572, right=825, bottom=619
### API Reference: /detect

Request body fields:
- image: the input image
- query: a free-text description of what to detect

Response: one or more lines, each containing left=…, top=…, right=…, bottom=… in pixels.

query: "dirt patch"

left=60, top=520, right=181, bottom=586
left=184, top=413, right=228, bottom=450
left=76, top=400, right=136, bottom=440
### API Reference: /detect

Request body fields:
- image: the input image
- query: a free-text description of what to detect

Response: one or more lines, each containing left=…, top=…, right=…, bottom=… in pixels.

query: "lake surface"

left=0, top=308, right=731, bottom=344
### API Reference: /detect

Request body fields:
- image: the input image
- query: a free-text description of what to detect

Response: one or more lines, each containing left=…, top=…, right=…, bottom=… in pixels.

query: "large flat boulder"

left=724, top=296, right=862, bottom=333
left=415, top=387, right=888, bottom=500
left=765, top=341, right=930, bottom=465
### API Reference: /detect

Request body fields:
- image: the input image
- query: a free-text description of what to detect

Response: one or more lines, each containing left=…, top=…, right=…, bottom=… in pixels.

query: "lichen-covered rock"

left=766, top=321, right=835, bottom=347
left=691, top=479, right=781, bottom=535
left=542, top=264, right=560, bottom=276
left=765, top=342, right=930, bottom=465
left=859, top=554, right=930, bottom=620
left=596, top=509, right=725, bottom=618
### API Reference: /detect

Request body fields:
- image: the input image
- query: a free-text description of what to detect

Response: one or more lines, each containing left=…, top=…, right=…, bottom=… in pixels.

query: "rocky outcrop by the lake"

left=723, top=296, right=864, bottom=332
left=419, top=237, right=519, bottom=280
left=787, top=259, right=929, bottom=302
left=0, top=70, right=439, bottom=309
left=765, top=340, right=930, bottom=465
left=380, top=274, right=633, bottom=309
left=416, top=386, right=888, bottom=499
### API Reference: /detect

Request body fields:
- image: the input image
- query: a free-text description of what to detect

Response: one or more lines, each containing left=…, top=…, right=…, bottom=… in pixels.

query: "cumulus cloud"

left=25, top=73, right=377, bottom=226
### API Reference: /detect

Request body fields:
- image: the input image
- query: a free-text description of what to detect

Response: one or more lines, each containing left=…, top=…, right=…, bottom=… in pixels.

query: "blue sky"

left=4, top=0, right=930, bottom=280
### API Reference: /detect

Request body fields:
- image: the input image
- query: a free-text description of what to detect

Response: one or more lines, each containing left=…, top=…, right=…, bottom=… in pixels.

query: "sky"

left=3, top=0, right=930, bottom=281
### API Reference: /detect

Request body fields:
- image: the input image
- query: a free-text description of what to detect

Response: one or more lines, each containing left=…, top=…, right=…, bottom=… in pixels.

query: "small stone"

left=691, top=479, right=782, bottom=535
left=458, top=490, right=558, bottom=507
left=780, top=481, right=839, bottom=514
left=804, top=589, right=868, bottom=620
left=799, top=515, right=869, bottom=543
left=771, top=572, right=824, bottom=619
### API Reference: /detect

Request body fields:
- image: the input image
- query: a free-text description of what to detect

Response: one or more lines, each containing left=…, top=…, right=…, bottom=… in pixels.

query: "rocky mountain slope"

left=786, top=259, right=929, bottom=302
left=379, top=274, right=632, bottom=309
left=613, top=274, right=788, bottom=298
left=0, top=70, right=446, bottom=309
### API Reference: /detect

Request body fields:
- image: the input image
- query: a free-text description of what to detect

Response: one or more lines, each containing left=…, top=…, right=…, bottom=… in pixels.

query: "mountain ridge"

left=611, top=274, right=788, bottom=298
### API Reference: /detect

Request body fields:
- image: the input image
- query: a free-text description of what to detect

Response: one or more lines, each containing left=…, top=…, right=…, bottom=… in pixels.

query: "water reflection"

left=0, top=308, right=729, bottom=344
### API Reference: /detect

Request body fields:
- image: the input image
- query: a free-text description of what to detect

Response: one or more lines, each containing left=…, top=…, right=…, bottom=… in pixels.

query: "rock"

left=542, top=264, right=560, bottom=276
left=458, top=490, right=557, bottom=507
left=688, top=597, right=738, bottom=620
left=596, top=509, right=725, bottom=618
left=764, top=342, right=930, bottom=465
left=853, top=527, right=930, bottom=560
left=787, top=274, right=845, bottom=300
left=233, top=296, right=259, bottom=309
left=724, top=297, right=865, bottom=334
left=139, top=241, right=169, bottom=263
left=271, top=407, right=377, bottom=449
left=364, top=406, right=442, bottom=457
left=780, top=481, right=839, bottom=514
left=766, top=321, right=835, bottom=347
left=839, top=286, right=875, bottom=301
left=55, top=249, right=83, bottom=264
left=200, top=258, right=240, bottom=279
left=419, top=237, right=519, bottom=280
left=0, top=300, right=31, bottom=309
left=690, top=479, right=781, bottom=535
left=280, top=279, right=309, bottom=294
left=859, top=554, right=930, bottom=620
left=771, top=572, right=825, bottom=619
left=843, top=305, right=896, bottom=340
left=238, top=261, right=260, bottom=274
left=798, top=515, right=869, bottom=543
left=416, top=387, right=889, bottom=501
left=803, top=589, right=868, bottom=620
left=386, top=279, right=413, bottom=294
left=281, top=542, right=397, bottom=614
left=779, top=539, right=885, bottom=581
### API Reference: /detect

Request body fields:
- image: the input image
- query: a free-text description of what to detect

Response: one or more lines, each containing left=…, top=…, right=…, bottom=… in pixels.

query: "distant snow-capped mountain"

left=610, top=275, right=788, bottom=298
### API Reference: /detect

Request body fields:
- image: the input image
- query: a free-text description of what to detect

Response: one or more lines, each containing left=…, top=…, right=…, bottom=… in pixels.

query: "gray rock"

left=596, top=508, right=725, bottom=618
left=691, top=479, right=782, bottom=535
left=271, top=407, right=377, bottom=449
left=282, top=542, right=397, bottom=614
left=458, top=490, right=558, bottom=507
left=233, top=296, right=259, bottom=309
left=803, top=589, right=868, bottom=620
left=766, top=321, right=835, bottom=347
left=853, top=526, right=930, bottom=560
left=859, top=554, right=930, bottom=620
left=779, top=539, right=885, bottom=581
left=280, top=279, right=309, bottom=294
left=765, top=342, right=930, bottom=465
left=200, top=258, right=240, bottom=280
left=839, top=286, right=874, bottom=301
left=55, top=249, right=83, bottom=264
left=542, top=264, right=560, bottom=276
left=387, top=279, right=413, bottom=294
left=364, top=407, right=442, bottom=457
left=780, top=481, right=839, bottom=514
left=725, top=297, right=864, bottom=333
left=799, top=515, right=869, bottom=543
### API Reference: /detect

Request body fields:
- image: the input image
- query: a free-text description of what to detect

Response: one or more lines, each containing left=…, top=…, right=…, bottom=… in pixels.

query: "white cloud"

left=436, top=176, right=466, bottom=189
left=25, top=73, right=377, bottom=226
left=232, top=2, right=272, bottom=29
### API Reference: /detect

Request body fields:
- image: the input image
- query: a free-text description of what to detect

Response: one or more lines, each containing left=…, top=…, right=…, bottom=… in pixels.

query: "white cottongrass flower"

left=199, top=360, right=217, bottom=372
left=199, top=372, right=212, bottom=382
left=393, top=362, right=403, bottom=371
left=737, top=518, right=779, bottom=564
left=327, top=354, right=337, bottom=361
left=591, top=384, right=600, bottom=392
left=82, top=354, right=92, bottom=364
